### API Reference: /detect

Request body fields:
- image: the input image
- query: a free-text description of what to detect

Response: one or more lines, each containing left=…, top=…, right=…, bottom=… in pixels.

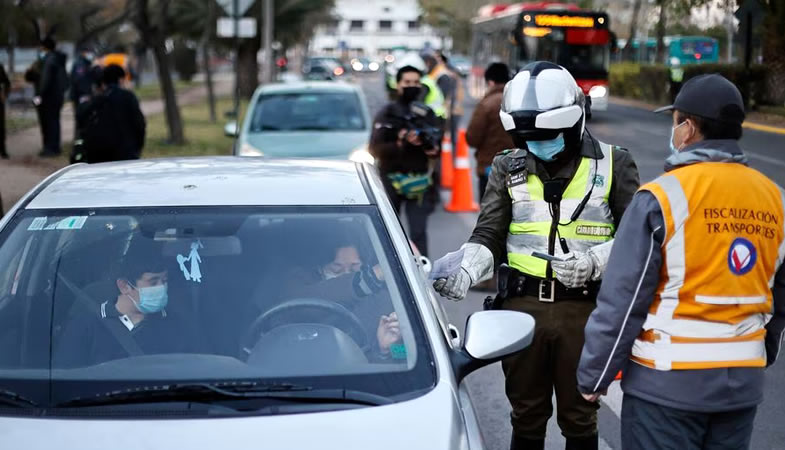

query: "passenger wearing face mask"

left=578, top=74, right=785, bottom=450
left=55, top=240, right=194, bottom=368
left=370, top=62, right=440, bottom=257
left=433, top=62, right=640, bottom=450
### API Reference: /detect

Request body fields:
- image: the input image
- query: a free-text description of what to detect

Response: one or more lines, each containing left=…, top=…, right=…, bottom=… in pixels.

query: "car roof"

left=25, top=157, right=371, bottom=209
left=256, top=81, right=359, bottom=95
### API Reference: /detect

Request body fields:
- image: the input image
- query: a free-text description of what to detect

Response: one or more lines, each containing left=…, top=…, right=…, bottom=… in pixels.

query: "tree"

left=761, top=0, right=785, bottom=104
left=623, top=0, right=644, bottom=60
left=133, top=0, right=184, bottom=144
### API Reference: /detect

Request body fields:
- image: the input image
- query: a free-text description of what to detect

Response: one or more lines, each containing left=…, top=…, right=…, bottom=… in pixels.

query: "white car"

left=226, top=81, right=374, bottom=164
left=0, top=158, right=534, bottom=449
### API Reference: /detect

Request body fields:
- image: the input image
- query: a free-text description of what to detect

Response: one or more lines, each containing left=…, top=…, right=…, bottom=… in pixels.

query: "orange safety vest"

left=633, top=162, right=785, bottom=371
left=99, top=53, right=132, bottom=81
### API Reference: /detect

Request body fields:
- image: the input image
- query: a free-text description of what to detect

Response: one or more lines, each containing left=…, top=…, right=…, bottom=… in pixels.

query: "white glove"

left=432, top=243, right=494, bottom=301
left=550, top=239, right=615, bottom=288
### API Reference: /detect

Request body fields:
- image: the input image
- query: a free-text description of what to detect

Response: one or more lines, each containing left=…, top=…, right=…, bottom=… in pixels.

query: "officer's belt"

left=507, top=269, right=600, bottom=303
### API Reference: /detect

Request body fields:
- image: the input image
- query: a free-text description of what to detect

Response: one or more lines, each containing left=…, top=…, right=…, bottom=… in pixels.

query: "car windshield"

left=250, top=92, right=366, bottom=132
left=0, top=206, right=434, bottom=409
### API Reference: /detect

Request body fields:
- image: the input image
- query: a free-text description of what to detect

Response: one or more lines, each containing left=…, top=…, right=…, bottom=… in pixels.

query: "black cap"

left=654, top=74, right=745, bottom=125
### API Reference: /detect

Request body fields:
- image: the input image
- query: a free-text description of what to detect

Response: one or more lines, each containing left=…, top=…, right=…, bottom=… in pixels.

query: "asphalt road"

left=354, top=72, right=785, bottom=450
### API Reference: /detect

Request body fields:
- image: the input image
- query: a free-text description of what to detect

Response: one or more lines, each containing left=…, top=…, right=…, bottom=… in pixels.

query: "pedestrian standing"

left=578, top=74, right=785, bottom=450
left=69, top=46, right=95, bottom=139
left=0, top=62, right=10, bottom=159
left=76, top=65, right=146, bottom=164
left=35, top=37, right=68, bottom=158
left=433, top=62, right=640, bottom=450
left=466, top=62, right=514, bottom=201
left=369, top=64, right=440, bottom=257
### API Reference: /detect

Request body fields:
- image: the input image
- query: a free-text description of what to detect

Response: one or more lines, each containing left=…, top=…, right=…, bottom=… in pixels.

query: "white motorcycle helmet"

left=499, top=61, right=586, bottom=149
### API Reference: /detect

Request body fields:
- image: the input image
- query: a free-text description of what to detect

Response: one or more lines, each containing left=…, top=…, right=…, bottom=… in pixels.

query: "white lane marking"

left=747, top=152, right=785, bottom=169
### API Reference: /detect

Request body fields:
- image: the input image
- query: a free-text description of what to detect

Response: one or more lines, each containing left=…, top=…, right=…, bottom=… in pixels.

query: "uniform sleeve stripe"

left=592, top=225, right=662, bottom=393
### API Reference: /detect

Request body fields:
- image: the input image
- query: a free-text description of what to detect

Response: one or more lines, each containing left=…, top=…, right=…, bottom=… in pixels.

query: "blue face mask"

left=669, top=121, right=688, bottom=155
left=526, top=134, right=566, bottom=162
left=127, top=283, right=168, bottom=314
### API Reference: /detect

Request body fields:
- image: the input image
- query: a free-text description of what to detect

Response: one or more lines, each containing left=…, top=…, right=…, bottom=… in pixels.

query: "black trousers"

left=39, top=100, right=63, bottom=155
left=381, top=174, right=432, bottom=257
left=622, top=394, right=757, bottom=450
left=0, top=101, right=6, bottom=156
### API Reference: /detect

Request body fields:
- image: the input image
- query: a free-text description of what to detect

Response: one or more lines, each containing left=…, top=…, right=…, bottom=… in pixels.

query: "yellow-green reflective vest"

left=421, top=76, right=447, bottom=119
left=507, top=142, right=615, bottom=278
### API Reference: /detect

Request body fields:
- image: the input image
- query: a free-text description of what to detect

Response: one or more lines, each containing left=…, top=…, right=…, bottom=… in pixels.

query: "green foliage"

left=610, top=62, right=771, bottom=107
left=171, top=41, right=198, bottom=82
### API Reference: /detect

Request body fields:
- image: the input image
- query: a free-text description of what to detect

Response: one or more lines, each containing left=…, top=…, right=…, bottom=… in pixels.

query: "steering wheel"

left=240, top=298, right=369, bottom=357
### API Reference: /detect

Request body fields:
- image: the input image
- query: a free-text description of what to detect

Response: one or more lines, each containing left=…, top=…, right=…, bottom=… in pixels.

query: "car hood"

left=0, top=383, right=468, bottom=450
left=243, top=130, right=369, bottom=159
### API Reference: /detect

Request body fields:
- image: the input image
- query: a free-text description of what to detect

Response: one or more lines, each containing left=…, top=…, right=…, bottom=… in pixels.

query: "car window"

left=250, top=92, right=366, bottom=132
left=0, top=207, right=434, bottom=407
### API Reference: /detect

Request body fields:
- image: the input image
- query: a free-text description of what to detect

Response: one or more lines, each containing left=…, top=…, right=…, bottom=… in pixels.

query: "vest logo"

left=576, top=225, right=613, bottom=237
left=728, top=238, right=757, bottom=276
left=593, top=174, right=605, bottom=187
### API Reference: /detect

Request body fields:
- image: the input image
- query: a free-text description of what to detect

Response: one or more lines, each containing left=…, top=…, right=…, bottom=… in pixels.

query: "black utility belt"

left=508, top=271, right=600, bottom=303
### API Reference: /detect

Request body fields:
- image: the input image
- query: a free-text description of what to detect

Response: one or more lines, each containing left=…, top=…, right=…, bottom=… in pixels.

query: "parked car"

left=0, top=158, right=535, bottom=449
left=225, top=81, right=374, bottom=163
left=303, top=57, right=350, bottom=81
left=351, top=57, right=381, bottom=73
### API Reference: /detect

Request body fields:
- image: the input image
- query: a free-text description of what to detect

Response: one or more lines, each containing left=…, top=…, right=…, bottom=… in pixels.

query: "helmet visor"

left=502, top=72, right=581, bottom=114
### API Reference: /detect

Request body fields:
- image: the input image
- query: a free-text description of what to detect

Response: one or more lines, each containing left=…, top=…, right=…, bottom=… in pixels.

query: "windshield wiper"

left=57, top=381, right=392, bottom=408
left=0, top=389, right=40, bottom=408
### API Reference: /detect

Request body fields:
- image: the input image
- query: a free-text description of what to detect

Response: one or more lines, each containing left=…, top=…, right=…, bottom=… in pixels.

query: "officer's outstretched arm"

left=433, top=243, right=494, bottom=301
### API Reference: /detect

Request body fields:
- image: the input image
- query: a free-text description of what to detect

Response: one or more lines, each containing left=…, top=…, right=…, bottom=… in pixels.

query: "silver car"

left=0, top=158, right=533, bottom=449
left=227, top=82, right=374, bottom=164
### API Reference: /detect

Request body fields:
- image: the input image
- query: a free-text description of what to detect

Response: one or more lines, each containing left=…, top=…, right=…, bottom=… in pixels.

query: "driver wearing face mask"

left=55, top=239, right=194, bottom=368
left=433, top=62, right=641, bottom=449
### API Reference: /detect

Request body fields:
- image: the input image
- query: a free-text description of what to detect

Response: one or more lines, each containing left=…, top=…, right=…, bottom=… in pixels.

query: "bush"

left=610, top=62, right=770, bottom=108
left=172, top=42, right=198, bottom=82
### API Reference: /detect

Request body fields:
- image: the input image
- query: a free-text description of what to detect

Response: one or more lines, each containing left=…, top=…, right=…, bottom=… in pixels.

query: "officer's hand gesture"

left=433, top=268, right=472, bottom=301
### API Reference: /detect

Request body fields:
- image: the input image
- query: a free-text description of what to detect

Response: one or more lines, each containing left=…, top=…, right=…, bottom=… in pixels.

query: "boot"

left=510, top=434, right=545, bottom=450
left=565, top=434, right=598, bottom=450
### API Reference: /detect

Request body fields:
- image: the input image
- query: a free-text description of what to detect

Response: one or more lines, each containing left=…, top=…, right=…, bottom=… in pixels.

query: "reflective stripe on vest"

left=421, top=76, right=446, bottom=119
left=507, top=142, right=615, bottom=278
left=633, top=162, right=785, bottom=371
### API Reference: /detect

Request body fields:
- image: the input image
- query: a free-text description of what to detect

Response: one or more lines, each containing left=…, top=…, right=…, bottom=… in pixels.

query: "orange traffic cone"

left=445, top=129, right=479, bottom=213
left=615, top=371, right=622, bottom=381
left=440, top=134, right=454, bottom=189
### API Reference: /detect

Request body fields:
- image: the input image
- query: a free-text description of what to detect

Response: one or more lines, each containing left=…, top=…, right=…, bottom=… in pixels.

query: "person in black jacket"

left=69, top=47, right=95, bottom=140
left=0, top=62, right=10, bottom=159
left=76, top=65, right=145, bottom=163
left=369, top=65, right=439, bottom=257
left=35, top=37, right=68, bottom=158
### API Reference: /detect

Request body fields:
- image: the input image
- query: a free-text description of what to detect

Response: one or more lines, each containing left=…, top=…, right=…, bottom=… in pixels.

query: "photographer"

left=370, top=64, right=440, bottom=257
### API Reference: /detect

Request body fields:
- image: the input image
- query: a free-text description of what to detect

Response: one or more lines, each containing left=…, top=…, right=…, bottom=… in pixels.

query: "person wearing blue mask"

left=433, top=61, right=640, bottom=449
left=55, top=239, right=194, bottom=368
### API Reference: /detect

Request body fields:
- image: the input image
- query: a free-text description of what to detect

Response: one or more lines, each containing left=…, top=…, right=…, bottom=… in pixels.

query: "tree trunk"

left=623, top=0, right=643, bottom=61
left=237, top=39, right=260, bottom=99
left=762, top=0, right=785, bottom=105
left=655, top=0, right=667, bottom=64
left=201, top=0, right=216, bottom=123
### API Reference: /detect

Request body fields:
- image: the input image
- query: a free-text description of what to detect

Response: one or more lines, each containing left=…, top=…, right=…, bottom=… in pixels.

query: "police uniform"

left=578, top=74, right=785, bottom=449
left=468, top=132, right=640, bottom=444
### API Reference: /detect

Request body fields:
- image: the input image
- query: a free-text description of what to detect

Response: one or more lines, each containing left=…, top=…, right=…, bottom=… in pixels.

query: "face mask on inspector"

left=669, top=121, right=689, bottom=155
left=126, top=283, right=169, bottom=314
left=400, top=86, right=421, bottom=103
left=526, top=134, right=566, bottom=162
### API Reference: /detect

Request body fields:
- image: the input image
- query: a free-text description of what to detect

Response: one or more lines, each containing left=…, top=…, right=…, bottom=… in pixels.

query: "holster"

left=483, top=263, right=511, bottom=311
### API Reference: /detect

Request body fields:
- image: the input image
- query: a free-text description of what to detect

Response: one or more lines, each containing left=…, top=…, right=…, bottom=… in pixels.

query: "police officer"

left=433, top=61, right=640, bottom=450
left=578, top=74, right=785, bottom=450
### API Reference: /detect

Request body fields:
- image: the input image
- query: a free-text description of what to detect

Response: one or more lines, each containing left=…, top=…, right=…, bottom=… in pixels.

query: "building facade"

left=309, top=0, right=448, bottom=58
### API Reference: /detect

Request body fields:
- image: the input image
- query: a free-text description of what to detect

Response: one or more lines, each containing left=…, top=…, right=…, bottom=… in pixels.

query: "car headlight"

left=368, top=62, right=380, bottom=71
left=352, top=62, right=364, bottom=71
left=239, top=142, right=264, bottom=157
left=589, top=85, right=608, bottom=98
left=349, top=148, right=375, bottom=164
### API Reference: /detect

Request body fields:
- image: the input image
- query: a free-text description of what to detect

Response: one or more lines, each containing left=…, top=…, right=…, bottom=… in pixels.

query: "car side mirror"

left=451, top=310, right=535, bottom=383
left=224, top=121, right=239, bottom=137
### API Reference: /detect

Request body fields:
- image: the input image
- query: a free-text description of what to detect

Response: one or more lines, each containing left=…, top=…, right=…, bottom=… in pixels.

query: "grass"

left=758, top=105, right=785, bottom=118
left=133, top=79, right=205, bottom=102
left=6, top=115, right=38, bottom=134
left=142, top=96, right=248, bottom=159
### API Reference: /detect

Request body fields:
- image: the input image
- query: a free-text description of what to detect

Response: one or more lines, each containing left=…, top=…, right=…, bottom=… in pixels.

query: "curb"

left=608, top=96, right=785, bottom=136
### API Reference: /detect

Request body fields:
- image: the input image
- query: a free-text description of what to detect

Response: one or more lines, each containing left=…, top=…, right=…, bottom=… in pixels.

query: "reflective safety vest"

left=421, top=76, right=447, bottom=119
left=507, top=142, right=615, bottom=278
left=633, top=162, right=785, bottom=371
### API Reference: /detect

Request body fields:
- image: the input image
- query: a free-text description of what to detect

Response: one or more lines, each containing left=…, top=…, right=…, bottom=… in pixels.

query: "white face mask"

left=669, top=121, right=689, bottom=155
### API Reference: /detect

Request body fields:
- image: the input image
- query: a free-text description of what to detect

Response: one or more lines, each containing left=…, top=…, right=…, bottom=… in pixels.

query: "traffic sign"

left=216, top=0, right=255, bottom=17
left=217, top=17, right=257, bottom=38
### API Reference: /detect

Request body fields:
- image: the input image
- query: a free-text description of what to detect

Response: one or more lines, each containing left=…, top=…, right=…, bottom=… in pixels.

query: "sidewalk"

left=1, top=78, right=232, bottom=212
left=609, top=96, right=785, bottom=135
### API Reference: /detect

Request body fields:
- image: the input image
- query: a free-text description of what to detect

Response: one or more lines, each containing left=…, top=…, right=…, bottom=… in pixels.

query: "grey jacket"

left=577, top=139, right=785, bottom=413
left=468, top=132, right=640, bottom=265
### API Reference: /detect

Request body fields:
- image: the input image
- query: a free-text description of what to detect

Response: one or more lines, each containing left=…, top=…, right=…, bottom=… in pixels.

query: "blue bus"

left=614, top=35, right=719, bottom=66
